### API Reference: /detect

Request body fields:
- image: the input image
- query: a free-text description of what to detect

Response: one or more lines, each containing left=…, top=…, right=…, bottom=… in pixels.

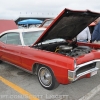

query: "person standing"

left=77, top=27, right=91, bottom=43
left=92, top=17, right=100, bottom=43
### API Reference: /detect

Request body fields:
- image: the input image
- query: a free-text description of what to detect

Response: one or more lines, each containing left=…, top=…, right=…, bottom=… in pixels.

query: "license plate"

left=91, top=71, right=97, bottom=76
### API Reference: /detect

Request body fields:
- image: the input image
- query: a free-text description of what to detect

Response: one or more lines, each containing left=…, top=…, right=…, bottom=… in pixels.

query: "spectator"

left=92, top=17, right=100, bottom=43
left=77, top=27, right=91, bottom=43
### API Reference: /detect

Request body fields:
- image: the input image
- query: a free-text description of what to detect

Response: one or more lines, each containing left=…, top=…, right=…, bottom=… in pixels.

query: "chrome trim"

left=20, top=32, right=25, bottom=46
left=68, top=67, right=99, bottom=82
left=76, top=68, right=98, bottom=80
left=76, top=59, right=100, bottom=70
left=2, top=60, right=33, bottom=74
left=68, top=59, right=100, bottom=82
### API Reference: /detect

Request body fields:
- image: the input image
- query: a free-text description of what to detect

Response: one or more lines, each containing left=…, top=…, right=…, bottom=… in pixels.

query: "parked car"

left=0, top=8, right=100, bottom=90
left=89, top=22, right=96, bottom=34
left=39, top=18, right=54, bottom=28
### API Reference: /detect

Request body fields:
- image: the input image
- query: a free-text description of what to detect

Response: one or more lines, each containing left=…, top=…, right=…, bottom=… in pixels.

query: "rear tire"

left=0, top=60, right=2, bottom=64
left=37, top=65, right=59, bottom=90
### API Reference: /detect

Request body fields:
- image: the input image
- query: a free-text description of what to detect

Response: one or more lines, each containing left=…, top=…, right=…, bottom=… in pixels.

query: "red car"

left=39, top=18, right=54, bottom=28
left=0, top=8, right=100, bottom=90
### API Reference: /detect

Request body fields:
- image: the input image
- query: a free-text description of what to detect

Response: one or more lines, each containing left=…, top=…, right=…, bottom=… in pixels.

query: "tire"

left=37, top=66, right=59, bottom=90
left=0, top=60, right=2, bottom=64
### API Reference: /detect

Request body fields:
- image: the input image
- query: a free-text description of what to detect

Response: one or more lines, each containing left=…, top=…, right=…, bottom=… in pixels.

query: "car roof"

left=0, top=28, right=46, bottom=35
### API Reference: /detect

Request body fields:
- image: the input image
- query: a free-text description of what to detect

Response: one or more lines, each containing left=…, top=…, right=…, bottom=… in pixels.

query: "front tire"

left=37, top=66, right=59, bottom=90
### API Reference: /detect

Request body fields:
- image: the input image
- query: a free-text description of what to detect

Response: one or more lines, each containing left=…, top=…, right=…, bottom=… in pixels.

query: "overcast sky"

left=0, top=0, right=100, bottom=20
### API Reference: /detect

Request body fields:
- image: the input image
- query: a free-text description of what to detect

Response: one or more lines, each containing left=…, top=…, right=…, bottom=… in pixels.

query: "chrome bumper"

left=68, top=59, right=100, bottom=82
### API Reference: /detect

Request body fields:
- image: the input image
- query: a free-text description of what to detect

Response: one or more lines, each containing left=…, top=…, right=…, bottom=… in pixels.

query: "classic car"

left=0, top=8, right=100, bottom=90
left=39, top=18, right=54, bottom=28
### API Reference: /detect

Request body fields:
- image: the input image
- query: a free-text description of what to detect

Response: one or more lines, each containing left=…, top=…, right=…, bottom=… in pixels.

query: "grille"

left=76, top=62, right=96, bottom=75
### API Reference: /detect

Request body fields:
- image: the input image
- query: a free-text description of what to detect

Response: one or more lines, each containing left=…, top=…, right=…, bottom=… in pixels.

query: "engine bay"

left=54, top=45, right=91, bottom=57
left=34, top=39, right=92, bottom=57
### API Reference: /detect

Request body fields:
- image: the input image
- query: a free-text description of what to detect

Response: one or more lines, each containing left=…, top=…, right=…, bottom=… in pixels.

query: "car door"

left=0, top=34, right=7, bottom=59
left=0, top=32, right=22, bottom=66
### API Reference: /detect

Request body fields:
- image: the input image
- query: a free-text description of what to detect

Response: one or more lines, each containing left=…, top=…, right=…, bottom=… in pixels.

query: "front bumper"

left=68, top=59, right=100, bottom=82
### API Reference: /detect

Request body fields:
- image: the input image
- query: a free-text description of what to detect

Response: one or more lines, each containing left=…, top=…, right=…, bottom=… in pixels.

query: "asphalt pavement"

left=0, top=62, right=100, bottom=100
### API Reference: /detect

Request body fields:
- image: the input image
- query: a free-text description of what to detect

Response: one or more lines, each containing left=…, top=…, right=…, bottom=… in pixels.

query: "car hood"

left=34, top=8, right=100, bottom=44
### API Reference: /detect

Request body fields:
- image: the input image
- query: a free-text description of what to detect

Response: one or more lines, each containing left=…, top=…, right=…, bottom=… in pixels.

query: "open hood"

left=34, top=8, right=100, bottom=44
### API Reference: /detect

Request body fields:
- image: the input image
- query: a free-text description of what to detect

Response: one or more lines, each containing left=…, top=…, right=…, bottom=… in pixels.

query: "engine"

left=55, top=45, right=72, bottom=55
left=34, top=39, right=92, bottom=57
left=55, top=45, right=91, bottom=57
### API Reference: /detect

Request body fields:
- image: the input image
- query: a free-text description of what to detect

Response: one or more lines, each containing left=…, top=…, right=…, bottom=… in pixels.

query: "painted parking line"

left=0, top=76, right=39, bottom=100
left=79, top=83, right=100, bottom=100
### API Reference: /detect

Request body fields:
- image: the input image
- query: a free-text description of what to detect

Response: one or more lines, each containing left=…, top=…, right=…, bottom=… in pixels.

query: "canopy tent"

left=18, top=19, right=43, bottom=25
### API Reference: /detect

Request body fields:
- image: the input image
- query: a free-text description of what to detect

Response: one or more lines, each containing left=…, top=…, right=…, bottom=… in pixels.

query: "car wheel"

left=0, top=60, right=2, bottom=63
left=37, top=66, right=59, bottom=90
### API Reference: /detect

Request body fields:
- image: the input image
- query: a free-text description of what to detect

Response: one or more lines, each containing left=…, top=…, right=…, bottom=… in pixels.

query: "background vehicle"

left=89, top=22, right=96, bottom=34
left=39, top=18, right=54, bottom=28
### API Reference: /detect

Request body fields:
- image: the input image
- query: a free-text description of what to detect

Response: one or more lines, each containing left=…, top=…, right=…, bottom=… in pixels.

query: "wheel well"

left=32, top=63, right=54, bottom=75
left=32, top=63, right=40, bottom=75
left=32, top=63, right=59, bottom=89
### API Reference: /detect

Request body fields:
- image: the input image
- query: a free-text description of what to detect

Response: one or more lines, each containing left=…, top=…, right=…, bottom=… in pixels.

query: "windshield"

left=22, top=30, right=44, bottom=46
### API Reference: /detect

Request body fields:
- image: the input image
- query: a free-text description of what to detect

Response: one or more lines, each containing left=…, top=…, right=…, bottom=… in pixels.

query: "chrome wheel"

left=37, top=65, right=59, bottom=90
left=38, top=67, right=52, bottom=87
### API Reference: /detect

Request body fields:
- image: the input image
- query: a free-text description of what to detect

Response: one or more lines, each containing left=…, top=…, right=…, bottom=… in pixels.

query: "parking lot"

left=0, top=62, right=100, bottom=100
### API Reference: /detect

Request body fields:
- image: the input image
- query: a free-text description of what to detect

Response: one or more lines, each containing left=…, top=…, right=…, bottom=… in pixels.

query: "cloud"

left=0, top=0, right=100, bottom=20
